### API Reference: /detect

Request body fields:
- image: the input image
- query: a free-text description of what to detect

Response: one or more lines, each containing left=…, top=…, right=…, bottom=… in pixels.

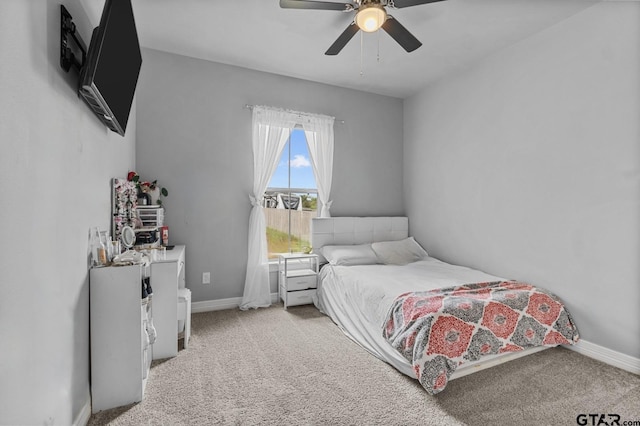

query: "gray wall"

left=404, top=2, right=640, bottom=358
left=0, top=1, right=136, bottom=424
left=136, top=49, right=404, bottom=303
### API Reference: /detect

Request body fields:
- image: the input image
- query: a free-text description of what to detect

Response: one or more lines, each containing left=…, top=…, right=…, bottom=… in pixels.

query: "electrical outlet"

left=202, top=272, right=211, bottom=284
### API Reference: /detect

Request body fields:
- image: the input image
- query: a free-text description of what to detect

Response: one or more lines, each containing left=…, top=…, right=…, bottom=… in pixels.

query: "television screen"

left=79, top=0, right=142, bottom=136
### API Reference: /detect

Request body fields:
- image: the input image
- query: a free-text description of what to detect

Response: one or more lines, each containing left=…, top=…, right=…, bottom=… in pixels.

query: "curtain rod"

left=243, top=104, right=345, bottom=124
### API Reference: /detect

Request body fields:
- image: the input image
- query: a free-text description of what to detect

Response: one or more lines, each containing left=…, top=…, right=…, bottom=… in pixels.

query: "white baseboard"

left=191, top=292, right=279, bottom=313
left=565, top=339, right=640, bottom=375
left=73, top=393, right=92, bottom=426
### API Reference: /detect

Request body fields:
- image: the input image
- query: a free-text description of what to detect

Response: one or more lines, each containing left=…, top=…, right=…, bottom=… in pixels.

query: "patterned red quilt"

left=382, top=281, right=579, bottom=395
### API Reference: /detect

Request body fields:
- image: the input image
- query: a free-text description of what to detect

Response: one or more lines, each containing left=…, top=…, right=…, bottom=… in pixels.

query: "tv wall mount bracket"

left=60, top=5, right=87, bottom=72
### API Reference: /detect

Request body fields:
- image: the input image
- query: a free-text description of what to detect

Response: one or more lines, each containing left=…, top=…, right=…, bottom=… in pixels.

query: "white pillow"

left=371, top=237, right=428, bottom=265
left=321, top=244, right=379, bottom=266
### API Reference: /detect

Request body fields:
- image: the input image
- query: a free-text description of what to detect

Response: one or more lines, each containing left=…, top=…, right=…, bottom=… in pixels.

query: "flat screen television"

left=79, top=0, right=142, bottom=136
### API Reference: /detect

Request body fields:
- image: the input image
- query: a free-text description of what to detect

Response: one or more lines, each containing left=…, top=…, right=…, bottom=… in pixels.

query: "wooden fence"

left=264, top=208, right=316, bottom=238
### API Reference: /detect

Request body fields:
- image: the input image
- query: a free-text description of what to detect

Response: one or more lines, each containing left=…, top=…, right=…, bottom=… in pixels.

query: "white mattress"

left=313, top=257, right=508, bottom=378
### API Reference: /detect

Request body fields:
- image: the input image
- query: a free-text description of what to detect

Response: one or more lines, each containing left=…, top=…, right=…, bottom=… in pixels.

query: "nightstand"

left=278, top=253, right=319, bottom=309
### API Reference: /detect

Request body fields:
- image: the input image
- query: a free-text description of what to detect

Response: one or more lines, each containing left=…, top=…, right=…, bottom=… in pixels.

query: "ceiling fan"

left=279, top=0, right=446, bottom=55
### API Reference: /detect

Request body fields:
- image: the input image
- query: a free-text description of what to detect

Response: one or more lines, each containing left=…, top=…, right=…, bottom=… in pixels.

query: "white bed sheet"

left=313, top=256, right=506, bottom=378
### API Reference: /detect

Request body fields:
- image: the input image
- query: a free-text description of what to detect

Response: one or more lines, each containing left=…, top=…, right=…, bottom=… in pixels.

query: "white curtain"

left=303, top=114, right=335, bottom=217
left=240, top=106, right=298, bottom=310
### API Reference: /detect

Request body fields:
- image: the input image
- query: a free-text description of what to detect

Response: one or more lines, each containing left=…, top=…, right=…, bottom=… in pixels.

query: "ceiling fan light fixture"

left=355, top=4, right=387, bottom=33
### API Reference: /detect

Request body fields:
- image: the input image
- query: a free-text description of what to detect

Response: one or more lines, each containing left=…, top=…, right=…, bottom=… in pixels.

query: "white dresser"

left=150, top=245, right=186, bottom=359
left=89, top=264, right=152, bottom=413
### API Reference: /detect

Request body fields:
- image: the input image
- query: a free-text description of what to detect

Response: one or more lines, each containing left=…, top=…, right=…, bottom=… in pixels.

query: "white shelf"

left=89, top=264, right=152, bottom=413
left=278, top=252, right=316, bottom=259
left=285, top=268, right=316, bottom=278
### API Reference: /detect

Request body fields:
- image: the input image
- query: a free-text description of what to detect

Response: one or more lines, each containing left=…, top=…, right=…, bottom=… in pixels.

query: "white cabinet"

left=278, top=253, right=318, bottom=309
left=90, top=264, right=152, bottom=413
left=150, top=245, right=186, bottom=359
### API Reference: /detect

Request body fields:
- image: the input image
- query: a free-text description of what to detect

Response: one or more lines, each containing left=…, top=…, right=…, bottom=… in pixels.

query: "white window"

left=264, top=128, right=317, bottom=259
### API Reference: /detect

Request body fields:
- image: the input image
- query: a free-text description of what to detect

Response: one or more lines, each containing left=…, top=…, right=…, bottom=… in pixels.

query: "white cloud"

left=290, top=154, right=311, bottom=168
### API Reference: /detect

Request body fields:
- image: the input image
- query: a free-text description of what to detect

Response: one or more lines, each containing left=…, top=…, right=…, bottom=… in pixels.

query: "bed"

left=310, top=217, right=579, bottom=395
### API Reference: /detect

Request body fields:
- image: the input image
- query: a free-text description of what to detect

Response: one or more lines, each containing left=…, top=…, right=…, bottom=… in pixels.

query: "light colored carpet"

left=88, top=304, right=640, bottom=425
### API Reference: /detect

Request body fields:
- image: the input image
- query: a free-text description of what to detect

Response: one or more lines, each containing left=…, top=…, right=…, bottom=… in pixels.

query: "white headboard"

left=311, top=217, right=409, bottom=263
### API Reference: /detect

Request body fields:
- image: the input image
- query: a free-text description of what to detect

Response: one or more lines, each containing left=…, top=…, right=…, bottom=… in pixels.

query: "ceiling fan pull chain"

left=360, top=30, right=364, bottom=77
left=377, top=29, right=380, bottom=63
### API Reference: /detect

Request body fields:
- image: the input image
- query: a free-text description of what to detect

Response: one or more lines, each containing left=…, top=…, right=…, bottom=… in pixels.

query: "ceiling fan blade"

left=279, top=0, right=355, bottom=11
left=381, top=16, right=422, bottom=52
left=325, top=22, right=359, bottom=55
left=390, top=0, right=446, bottom=8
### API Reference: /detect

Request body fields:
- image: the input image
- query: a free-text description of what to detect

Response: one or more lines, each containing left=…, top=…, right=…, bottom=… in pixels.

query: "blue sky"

left=268, top=129, right=317, bottom=190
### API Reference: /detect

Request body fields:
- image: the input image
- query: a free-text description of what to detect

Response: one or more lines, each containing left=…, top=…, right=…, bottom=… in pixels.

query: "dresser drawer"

left=285, top=274, right=317, bottom=291
left=282, top=289, right=316, bottom=307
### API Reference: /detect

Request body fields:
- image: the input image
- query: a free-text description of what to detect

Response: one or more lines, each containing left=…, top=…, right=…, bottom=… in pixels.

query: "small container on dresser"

left=278, top=253, right=319, bottom=309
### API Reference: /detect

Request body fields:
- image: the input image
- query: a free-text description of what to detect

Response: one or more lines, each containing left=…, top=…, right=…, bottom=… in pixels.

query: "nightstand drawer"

left=285, top=274, right=317, bottom=291
left=282, top=289, right=316, bottom=307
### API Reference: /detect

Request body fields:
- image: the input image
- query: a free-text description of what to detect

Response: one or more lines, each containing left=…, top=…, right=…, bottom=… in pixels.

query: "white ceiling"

left=80, top=0, right=598, bottom=99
